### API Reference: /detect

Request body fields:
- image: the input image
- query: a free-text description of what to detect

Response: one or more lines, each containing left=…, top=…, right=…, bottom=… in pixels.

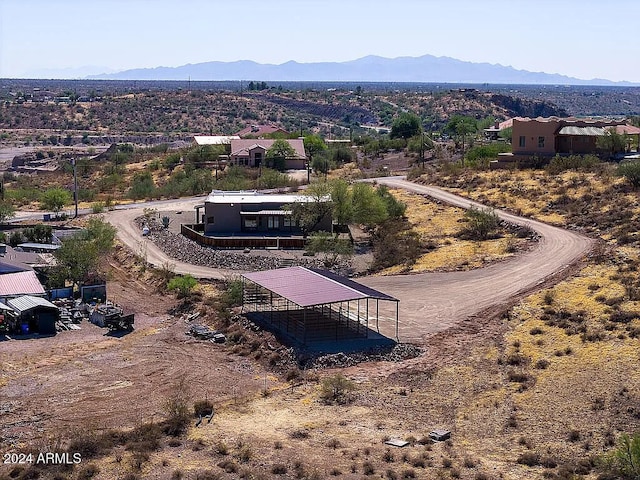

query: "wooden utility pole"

left=73, top=158, right=78, bottom=218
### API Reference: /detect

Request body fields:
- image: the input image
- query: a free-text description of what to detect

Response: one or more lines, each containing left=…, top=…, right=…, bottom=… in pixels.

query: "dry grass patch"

left=379, top=189, right=527, bottom=273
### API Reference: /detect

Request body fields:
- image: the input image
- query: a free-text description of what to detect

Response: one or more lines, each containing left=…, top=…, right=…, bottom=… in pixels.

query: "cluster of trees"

left=49, top=218, right=116, bottom=289
left=288, top=180, right=420, bottom=270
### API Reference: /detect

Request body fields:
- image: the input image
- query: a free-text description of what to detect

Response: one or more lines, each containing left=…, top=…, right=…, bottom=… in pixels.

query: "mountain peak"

left=88, top=55, right=635, bottom=86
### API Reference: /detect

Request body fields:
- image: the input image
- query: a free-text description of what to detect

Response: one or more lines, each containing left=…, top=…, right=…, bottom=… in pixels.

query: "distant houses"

left=510, top=117, right=640, bottom=157
left=235, top=125, right=290, bottom=138
left=492, top=116, right=640, bottom=168
left=229, top=138, right=306, bottom=169
left=192, top=125, right=306, bottom=170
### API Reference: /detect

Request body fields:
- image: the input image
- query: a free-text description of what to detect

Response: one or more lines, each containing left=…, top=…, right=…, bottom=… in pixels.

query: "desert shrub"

left=401, top=469, right=416, bottom=479
left=535, top=359, right=550, bottom=369
left=193, top=399, right=214, bottom=417
left=76, top=463, right=100, bottom=479
left=126, top=423, right=163, bottom=453
left=363, top=461, right=375, bottom=475
left=289, top=429, right=310, bottom=439
left=464, top=457, right=478, bottom=468
left=319, top=374, right=356, bottom=404
left=236, top=444, right=252, bottom=462
left=8, top=230, right=24, bottom=247
left=215, top=441, right=229, bottom=455
left=167, top=274, right=198, bottom=298
left=547, top=154, right=599, bottom=175
left=507, top=370, right=532, bottom=383
left=271, top=463, right=288, bottom=474
left=599, top=432, right=640, bottom=479
left=217, top=460, right=238, bottom=473
left=517, top=452, right=541, bottom=466
left=326, top=438, right=341, bottom=449
left=383, top=449, right=395, bottom=463
left=459, top=206, right=500, bottom=240
left=162, top=381, right=191, bottom=437
left=370, top=217, right=423, bottom=271
left=506, top=353, right=528, bottom=366
left=128, top=171, right=156, bottom=200
left=386, top=468, right=399, bottom=479
left=618, top=161, right=640, bottom=189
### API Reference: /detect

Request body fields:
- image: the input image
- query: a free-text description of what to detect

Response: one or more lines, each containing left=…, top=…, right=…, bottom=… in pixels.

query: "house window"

left=207, top=216, right=214, bottom=224
left=538, top=136, right=545, bottom=148
left=267, top=216, right=277, bottom=229
left=519, top=136, right=526, bottom=148
left=244, top=217, right=257, bottom=229
left=283, top=216, right=292, bottom=228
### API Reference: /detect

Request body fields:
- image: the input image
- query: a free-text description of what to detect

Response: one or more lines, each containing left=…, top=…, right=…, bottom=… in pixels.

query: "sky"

left=1, top=0, right=639, bottom=82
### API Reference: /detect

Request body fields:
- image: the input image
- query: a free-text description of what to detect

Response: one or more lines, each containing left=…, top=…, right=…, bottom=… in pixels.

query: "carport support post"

left=376, top=299, right=380, bottom=333
left=357, top=299, right=360, bottom=335
left=365, top=298, right=369, bottom=338
left=395, top=301, right=399, bottom=341
left=303, top=308, right=307, bottom=345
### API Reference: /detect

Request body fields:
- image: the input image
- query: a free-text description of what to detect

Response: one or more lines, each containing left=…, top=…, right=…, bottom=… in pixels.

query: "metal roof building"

left=7, top=295, right=57, bottom=314
left=194, top=135, right=240, bottom=146
left=242, top=267, right=399, bottom=347
left=0, top=271, right=46, bottom=298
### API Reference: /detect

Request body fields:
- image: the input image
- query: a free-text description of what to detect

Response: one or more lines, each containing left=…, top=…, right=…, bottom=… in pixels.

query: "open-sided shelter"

left=241, top=267, right=399, bottom=346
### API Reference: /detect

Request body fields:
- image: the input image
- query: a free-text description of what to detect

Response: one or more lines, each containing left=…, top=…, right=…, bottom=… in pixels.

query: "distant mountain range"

left=87, top=54, right=638, bottom=86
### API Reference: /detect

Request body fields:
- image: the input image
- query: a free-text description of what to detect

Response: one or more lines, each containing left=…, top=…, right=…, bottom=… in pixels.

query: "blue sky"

left=1, top=0, right=639, bottom=82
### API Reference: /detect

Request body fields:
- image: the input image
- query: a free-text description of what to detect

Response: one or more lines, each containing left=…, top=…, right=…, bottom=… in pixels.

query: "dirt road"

left=359, top=177, right=594, bottom=342
left=105, top=178, right=594, bottom=343
left=104, top=198, right=231, bottom=280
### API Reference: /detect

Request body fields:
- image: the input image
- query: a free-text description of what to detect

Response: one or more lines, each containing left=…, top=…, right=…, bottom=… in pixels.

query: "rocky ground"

left=138, top=216, right=355, bottom=274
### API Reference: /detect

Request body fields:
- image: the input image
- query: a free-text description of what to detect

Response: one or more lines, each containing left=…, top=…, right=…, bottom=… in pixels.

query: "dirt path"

left=105, top=178, right=594, bottom=343
left=103, top=199, right=232, bottom=280
left=359, top=177, right=594, bottom=342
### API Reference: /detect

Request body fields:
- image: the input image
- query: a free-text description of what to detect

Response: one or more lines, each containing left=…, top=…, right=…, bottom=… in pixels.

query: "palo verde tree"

left=351, top=182, right=389, bottom=227
left=445, top=115, right=478, bottom=156
left=390, top=112, right=422, bottom=140
left=0, top=201, right=15, bottom=224
left=598, top=128, right=628, bottom=156
left=51, top=218, right=116, bottom=290
left=266, top=139, right=297, bottom=171
left=303, top=134, right=327, bottom=159
left=330, top=179, right=353, bottom=227
left=286, top=181, right=333, bottom=237
left=41, top=187, right=72, bottom=215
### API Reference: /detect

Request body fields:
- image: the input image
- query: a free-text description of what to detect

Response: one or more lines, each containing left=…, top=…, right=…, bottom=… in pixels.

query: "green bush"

left=128, top=171, right=156, bottom=200
left=167, top=274, right=198, bottom=298
left=459, top=206, right=500, bottom=240
left=617, top=161, right=640, bottom=189
left=319, top=374, right=356, bottom=404
left=599, top=432, right=640, bottom=479
left=546, top=154, right=600, bottom=175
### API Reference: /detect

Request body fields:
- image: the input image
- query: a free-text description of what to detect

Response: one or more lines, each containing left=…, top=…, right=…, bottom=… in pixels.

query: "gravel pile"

left=136, top=217, right=351, bottom=273
left=305, top=343, right=423, bottom=369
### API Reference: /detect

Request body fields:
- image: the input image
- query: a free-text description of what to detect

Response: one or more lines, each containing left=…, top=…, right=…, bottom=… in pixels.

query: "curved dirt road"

left=105, top=178, right=594, bottom=343
left=104, top=198, right=231, bottom=280
left=358, top=177, right=594, bottom=341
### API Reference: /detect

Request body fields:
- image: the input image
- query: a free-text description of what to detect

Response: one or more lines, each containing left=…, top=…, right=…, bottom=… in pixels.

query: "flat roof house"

left=201, top=190, right=331, bottom=236
left=511, top=117, right=629, bottom=157
left=229, top=139, right=307, bottom=170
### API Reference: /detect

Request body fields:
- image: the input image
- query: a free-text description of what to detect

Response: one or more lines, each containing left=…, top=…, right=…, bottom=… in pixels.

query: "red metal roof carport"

left=241, top=267, right=399, bottom=343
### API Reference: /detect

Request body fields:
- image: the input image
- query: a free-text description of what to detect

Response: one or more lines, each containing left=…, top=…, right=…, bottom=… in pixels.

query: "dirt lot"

left=0, top=258, right=266, bottom=451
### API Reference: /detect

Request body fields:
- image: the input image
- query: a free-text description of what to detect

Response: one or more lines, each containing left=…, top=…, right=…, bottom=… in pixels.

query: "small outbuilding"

left=7, top=295, right=59, bottom=335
